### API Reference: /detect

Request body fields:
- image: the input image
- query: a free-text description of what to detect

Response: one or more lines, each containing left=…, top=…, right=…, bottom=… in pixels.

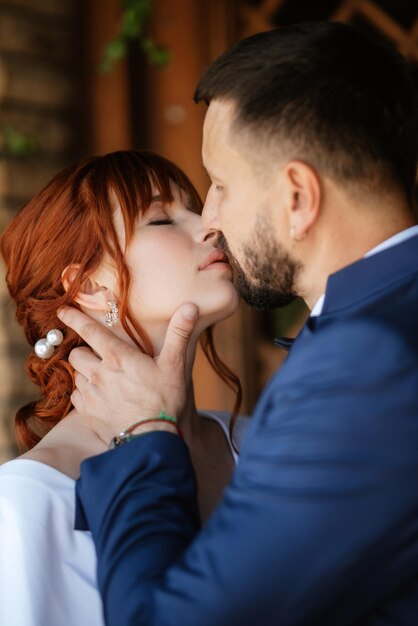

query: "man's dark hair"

left=195, top=22, right=418, bottom=203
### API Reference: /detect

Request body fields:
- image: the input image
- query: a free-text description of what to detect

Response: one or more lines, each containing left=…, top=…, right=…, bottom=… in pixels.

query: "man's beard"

left=217, top=218, right=301, bottom=310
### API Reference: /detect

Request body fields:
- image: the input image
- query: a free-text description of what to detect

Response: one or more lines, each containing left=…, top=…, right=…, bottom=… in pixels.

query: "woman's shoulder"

left=0, top=456, right=74, bottom=483
left=0, top=458, right=74, bottom=519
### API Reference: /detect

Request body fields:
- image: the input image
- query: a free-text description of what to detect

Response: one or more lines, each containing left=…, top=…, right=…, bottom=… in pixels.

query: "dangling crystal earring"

left=104, top=301, right=119, bottom=327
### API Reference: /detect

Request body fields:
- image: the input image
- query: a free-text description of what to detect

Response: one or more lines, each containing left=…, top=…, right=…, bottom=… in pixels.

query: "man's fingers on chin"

left=160, top=304, right=198, bottom=368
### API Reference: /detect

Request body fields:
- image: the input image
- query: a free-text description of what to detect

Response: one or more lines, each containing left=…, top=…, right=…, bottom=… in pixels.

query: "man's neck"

left=297, top=191, right=416, bottom=310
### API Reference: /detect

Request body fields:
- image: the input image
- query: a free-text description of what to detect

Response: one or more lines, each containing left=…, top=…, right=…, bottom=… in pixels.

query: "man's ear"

left=284, top=160, right=322, bottom=241
left=62, top=265, right=114, bottom=311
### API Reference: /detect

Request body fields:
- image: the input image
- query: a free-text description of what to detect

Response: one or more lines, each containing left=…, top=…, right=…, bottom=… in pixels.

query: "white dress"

left=0, top=412, right=247, bottom=626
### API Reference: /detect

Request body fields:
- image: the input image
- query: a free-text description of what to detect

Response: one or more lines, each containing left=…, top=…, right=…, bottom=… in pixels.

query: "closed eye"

left=148, top=219, right=174, bottom=226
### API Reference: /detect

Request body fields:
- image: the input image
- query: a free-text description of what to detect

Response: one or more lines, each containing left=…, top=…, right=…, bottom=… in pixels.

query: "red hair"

left=0, top=150, right=241, bottom=451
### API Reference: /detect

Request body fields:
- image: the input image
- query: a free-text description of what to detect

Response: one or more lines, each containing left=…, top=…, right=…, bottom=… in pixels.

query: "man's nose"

left=202, top=229, right=218, bottom=243
left=202, top=193, right=220, bottom=230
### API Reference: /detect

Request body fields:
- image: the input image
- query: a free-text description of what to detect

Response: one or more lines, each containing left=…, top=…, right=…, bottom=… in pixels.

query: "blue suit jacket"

left=76, top=235, right=418, bottom=625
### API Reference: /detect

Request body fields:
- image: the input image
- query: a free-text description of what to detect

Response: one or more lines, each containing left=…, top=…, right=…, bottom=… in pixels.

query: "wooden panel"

left=85, top=0, right=132, bottom=153
left=330, top=1, right=418, bottom=60
left=147, top=0, right=208, bottom=195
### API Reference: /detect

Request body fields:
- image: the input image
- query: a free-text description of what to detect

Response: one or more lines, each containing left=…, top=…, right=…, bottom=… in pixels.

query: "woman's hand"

left=57, top=303, right=198, bottom=445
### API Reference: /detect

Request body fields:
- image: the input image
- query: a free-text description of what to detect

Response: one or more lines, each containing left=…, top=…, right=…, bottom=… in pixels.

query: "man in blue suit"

left=62, top=22, right=418, bottom=625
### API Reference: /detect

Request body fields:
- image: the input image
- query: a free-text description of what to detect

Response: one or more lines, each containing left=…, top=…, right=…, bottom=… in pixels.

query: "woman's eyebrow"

left=151, top=194, right=162, bottom=203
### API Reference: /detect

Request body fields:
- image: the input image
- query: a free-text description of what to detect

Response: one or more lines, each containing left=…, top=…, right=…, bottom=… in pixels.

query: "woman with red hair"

left=0, top=150, right=245, bottom=626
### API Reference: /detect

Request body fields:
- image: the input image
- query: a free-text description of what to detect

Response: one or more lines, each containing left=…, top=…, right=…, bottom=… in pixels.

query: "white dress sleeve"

left=0, top=460, right=103, bottom=626
left=202, top=411, right=251, bottom=464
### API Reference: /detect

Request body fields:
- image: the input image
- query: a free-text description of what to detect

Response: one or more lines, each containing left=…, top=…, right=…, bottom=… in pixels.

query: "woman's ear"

left=61, top=264, right=114, bottom=311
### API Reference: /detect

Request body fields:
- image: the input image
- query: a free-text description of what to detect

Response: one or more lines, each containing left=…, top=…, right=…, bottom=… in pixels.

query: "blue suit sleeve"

left=76, top=432, right=201, bottom=625
left=76, top=317, right=418, bottom=626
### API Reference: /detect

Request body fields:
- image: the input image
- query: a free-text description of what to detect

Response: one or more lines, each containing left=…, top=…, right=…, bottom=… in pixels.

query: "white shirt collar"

left=310, top=294, right=325, bottom=317
left=310, top=225, right=418, bottom=317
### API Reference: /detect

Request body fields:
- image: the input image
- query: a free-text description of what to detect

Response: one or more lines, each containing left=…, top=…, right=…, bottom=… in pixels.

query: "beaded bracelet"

left=109, top=411, right=183, bottom=449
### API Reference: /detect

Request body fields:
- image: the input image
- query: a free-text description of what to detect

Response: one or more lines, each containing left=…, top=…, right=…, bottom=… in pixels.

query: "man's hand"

left=57, top=303, right=198, bottom=444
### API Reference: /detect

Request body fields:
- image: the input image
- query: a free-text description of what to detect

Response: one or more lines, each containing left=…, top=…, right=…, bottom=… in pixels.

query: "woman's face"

left=113, top=184, right=239, bottom=335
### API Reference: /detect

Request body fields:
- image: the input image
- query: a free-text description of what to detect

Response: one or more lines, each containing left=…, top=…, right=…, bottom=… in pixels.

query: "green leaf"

left=104, top=36, right=127, bottom=61
left=99, top=0, right=170, bottom=73
left=2, top=127, right=38, bottom=156
left=141, top=37, right=171, bottom=68
left=121, top=8, right=142, bottom=38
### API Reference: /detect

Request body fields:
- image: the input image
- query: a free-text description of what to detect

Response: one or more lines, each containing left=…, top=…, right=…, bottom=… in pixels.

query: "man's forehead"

left=204, top=99, right=236, bottom=134
left=202, top=99, right=237, bottom=165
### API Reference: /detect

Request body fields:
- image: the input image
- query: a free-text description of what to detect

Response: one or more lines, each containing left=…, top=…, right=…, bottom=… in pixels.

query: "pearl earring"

left=34, top=328, right=64, bottom=359
left=104, top=301, right=119, bottom=327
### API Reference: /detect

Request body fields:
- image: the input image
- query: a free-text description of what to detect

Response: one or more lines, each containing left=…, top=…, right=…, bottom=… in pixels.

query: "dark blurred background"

left=0, top=0, right=417, bottom=460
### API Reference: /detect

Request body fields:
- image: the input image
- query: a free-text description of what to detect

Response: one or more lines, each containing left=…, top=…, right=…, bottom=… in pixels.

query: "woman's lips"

left=200, top=260, right=231, bottom=271
left=199, top=249, right=231, bottom=270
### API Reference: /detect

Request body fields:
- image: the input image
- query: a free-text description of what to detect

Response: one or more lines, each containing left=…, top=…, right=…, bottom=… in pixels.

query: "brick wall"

left=0, top=0, right=83, bottom=461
